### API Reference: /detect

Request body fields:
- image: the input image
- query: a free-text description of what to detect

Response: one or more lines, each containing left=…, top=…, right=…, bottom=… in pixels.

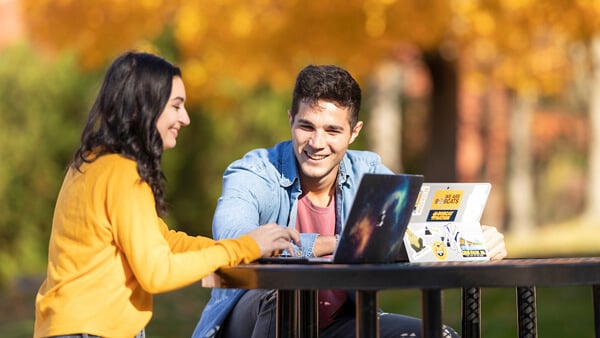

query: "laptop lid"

left=403, top=182, right=491, bottom=262
left=332, top=173, right=424, bottom=264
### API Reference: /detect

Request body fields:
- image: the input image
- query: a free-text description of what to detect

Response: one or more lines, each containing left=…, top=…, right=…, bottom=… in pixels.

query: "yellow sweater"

left=34, top=154, right=261, bottom=338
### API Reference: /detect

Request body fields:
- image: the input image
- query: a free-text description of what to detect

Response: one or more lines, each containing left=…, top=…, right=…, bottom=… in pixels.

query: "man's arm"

left=211, top=166, right=268, bottom=240
left=211, top=160, right=319, bottom=256
left=313, top=235, right=337, bottom=257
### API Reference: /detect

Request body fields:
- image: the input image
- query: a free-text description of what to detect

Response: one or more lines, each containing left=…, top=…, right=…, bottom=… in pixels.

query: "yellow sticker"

left=431, top=241, right=447, bottom=260
left=428, top=210, right=457, bottom=221
left=430, top=190, right=464, bottom=210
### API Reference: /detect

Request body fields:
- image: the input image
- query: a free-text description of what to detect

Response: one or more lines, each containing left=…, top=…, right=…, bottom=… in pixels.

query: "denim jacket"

left=192, top=140, right=392, bottom=338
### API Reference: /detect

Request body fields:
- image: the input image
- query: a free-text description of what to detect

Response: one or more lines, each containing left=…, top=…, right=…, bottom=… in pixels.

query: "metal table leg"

left=593, top=285, right=600, bottom=338
left=277, top=289, right=297, bottom=338
left=422, top=289, right=443, bottom=338
left=462, top=287, right=481, bottom=338
left=356, top=290, right=379, bottom=338
left=298, top=289, right=318, bottom=338
left=517, top=286, right=537, bottom=338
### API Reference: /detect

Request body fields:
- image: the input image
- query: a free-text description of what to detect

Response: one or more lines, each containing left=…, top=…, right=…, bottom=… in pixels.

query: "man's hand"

left=482, top=225, right=507, bottom=260
left=313, top=235, right=337, bottom=257
left=246, top=224, right=301, bottom=257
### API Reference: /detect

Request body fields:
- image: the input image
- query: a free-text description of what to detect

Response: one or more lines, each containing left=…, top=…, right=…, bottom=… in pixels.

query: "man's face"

left=289, top=99, right=363, bottom=186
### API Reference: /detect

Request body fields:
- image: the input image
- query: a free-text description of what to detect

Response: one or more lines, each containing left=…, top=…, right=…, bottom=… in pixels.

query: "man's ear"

left=288, top=110, right=294, bottom=127
left=349, top=121, right=363, bottom=144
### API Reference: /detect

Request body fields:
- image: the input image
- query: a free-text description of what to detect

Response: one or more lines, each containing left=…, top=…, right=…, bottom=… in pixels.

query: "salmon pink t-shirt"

left=296, top=194, right=348, bottom=329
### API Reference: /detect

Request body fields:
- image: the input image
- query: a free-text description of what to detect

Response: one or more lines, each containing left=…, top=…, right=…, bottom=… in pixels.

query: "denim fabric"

left=192, top=140, right=392, bottom=338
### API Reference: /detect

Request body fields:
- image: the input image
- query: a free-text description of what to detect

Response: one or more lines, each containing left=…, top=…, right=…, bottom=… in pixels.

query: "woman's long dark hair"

left=72, top=51, right=181, bottom=217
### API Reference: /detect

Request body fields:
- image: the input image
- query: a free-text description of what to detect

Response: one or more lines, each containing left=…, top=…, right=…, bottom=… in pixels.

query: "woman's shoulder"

left=83, top=153, right=140, bottom=182
left=92, top=153, right=136, bottom=169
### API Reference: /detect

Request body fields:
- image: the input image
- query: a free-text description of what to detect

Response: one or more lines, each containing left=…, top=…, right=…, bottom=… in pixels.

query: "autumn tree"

left=0, top=44, right=95, bottom=286
left=19, top=0, right=600, bottom=235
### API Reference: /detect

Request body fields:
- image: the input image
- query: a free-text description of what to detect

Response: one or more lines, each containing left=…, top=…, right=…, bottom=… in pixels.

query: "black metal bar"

left=517, top=286, right=537, bottom=338
left=277, top=289, right=297, bottom=338
left=356, top=290, right=379, bottom=338
left=220, top=258, right=600, bottom=290
left=422, top=289, right=443, bottom=338
left=211, top=258, right=600, bottom=337
left=462, top=287, right=481, bottom=338
left=298, top=289, right=318, bottom=338
left=594, top=285, right=600, bottom=338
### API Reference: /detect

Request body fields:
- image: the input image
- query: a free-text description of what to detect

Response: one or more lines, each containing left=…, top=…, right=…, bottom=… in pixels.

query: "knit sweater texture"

left=34, top=154, right=260, bottom=338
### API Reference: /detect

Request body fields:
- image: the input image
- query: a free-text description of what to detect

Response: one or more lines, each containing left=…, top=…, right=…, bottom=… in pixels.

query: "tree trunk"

left=507, top=92, right=536, bottom=235
left=455, top=49, right=508, bottom=229
left=584, top=37, right=600, bottom=224
left=423, top=52, right=458, bottom=181
left=481, top=82, right=509, bottom=230
left=367, top=60, right=404, bottom=173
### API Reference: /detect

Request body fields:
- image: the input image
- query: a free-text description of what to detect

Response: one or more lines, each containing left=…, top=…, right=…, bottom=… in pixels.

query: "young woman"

left=34, top=51, right=299, bottom=338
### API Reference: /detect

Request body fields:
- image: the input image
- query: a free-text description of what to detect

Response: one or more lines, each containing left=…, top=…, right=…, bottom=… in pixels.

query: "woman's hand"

left=481, top=225, right=507, bottom=260
left=246, top=224, right=301, bottom=257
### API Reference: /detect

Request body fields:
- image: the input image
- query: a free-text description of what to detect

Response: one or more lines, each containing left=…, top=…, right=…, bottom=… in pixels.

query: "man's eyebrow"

left=296, top=118, right=314, bottom=125
left=296, top=118, right=345, bottom=131
left=326, top=124, right=345, bottom=131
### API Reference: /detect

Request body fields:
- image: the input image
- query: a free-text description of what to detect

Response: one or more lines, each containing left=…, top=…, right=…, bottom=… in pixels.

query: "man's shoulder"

left=343, top=149, right=392, bottom=175
left=234, top=141, right=288, bottom=159
left=345, top=149, right=384, bottom=164
left=226, top=141, right=294, bottom=177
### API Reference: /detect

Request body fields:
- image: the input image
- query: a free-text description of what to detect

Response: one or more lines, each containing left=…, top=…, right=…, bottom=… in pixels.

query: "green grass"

left=379, top=286, right=595, bottom=338
left=4, top=282, right=596, bottom=337
left=506, top=218, right=600, bottom=258
left=146, top=285, right=211, bottom=337
left=1, top=282, right=213, bottom=338
left=3, top=220, right=598, bottom=337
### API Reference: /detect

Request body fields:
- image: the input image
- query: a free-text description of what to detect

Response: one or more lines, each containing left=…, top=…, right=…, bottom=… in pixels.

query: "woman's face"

left=156, top=76, right=190, bottom=150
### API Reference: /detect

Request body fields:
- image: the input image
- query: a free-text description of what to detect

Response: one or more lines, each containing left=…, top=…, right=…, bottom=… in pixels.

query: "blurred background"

left=1, top=0, right=599, bottom=337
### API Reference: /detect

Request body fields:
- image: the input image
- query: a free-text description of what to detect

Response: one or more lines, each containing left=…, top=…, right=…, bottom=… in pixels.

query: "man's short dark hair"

left=290, top=65, right=362, bottom=128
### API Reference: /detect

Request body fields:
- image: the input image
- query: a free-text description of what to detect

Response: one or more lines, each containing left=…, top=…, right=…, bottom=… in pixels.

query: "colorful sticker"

left=461, top=249, right=488, bottom=258
left=430, top=190, right=464, bottom=210
left=412, top=186, right=430, bottom=216
left=427, top=210, right=457, bottom=222
left=431, top=240, right=447, bottom=260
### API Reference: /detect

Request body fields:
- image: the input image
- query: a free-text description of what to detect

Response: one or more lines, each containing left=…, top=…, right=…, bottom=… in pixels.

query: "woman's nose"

left=180, top=109, right=191, bottom=126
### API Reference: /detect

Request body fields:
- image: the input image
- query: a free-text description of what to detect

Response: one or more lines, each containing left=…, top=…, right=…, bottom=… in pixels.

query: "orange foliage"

left=19, top=0, right=600, bottom=103
left=19, top=0, right=455, bottom=103
left=532, top=110, right=588, bottom=158
left=21, top=0, right=179, bottom=69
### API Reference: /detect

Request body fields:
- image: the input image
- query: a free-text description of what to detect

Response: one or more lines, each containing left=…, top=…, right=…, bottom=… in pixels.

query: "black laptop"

left=258, top=173, right=424, bottom=264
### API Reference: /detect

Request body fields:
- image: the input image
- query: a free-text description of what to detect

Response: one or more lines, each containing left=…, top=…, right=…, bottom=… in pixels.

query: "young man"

left=193, top=65, right=506, bottom=338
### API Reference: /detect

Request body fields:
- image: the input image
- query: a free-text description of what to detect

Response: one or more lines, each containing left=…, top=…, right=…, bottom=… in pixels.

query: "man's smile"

left=304, top=151, right=330, bottom=160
